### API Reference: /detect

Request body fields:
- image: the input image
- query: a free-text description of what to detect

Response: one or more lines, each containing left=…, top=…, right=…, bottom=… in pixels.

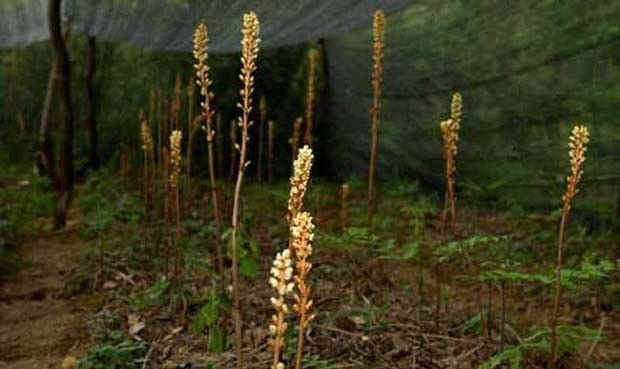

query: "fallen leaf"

left=128, top=314, right=146, bottom=336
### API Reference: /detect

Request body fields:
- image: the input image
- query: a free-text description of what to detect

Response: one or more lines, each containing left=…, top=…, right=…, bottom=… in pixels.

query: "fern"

left=477, top=325, right=599, bottom=369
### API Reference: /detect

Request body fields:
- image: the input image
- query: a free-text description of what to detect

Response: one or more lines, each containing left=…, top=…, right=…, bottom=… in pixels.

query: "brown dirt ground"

left=0, top=223, right=101, bottom=369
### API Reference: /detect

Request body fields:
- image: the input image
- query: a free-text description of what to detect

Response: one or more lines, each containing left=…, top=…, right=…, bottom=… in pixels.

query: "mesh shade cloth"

left=326, top=1, right=620, bottom=210
left=1, top=0, right=619, bottom=211
left=0, top=0, right=411, bottom=52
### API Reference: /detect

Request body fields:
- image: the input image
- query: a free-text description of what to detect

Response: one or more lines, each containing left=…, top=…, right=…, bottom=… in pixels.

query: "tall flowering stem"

left=216, top=114, right=223, bottom=178
left=139, top=110, right=155, bottom=212
left=304, top=48, right=318, bottom=146
left=230, top=12, right=260, bottom=369
left=367, top=9, right=386, bottom=230
left=230, top=119, right=237, bottom=181
left=440, top=91, right=461, bottom=235
left=549, top=125, right=589, bottom=369
left=292, top=212, right=316, bottom=369
left=186, top=77, right=197, bottom=181
left=291, top=117, right=303, bottom=164
left=258, top=95, right=267, bottom=184
left=171, top=75, right=183, bottom=130
left=268, top=249, right=294, bottom=369
left=341, top=183, right=350, bottom=234
left=193, top=22, right=225, bottom=297
left=139, top=110, right=155, bottom=251
left=268, top=120, right=275, bottom=184
left=169, top=130, right=183, bottom=280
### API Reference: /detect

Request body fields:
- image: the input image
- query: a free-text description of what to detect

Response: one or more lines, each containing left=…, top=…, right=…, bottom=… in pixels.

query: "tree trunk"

left=49, top=0, right=74, bottom=229
left=38, top=23, right=72, bottom=186
left=38, top=58, right=58, bottom=187
left=84, top=36, right=99, bottom=171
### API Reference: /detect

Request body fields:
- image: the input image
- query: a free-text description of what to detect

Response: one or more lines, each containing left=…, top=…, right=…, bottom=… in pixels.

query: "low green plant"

left=192, top=292, right=230, bottom=353
left=129, top=277, right=172, bottom=312
left=477, top=325, right=598, bottom=369
left=80, top=170, right=142, bottom=237
left=77, top=340, right=148, bottom=369
left=0, top=171, right=53, bottom=275
left=222, top=227, right=259, bottom=278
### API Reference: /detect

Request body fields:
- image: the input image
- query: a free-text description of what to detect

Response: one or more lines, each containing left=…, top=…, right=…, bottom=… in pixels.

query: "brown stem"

left=230, top=52, right=255, bottom=369
left=162, top=150, right=170, bottom=277
left=500, top=281, right=506, bottom=352
left=267, top=120, right=274, bottom=184
left=367, top=116, right=378, bottom=230
left=207, top=139, right=225, bottom=295
left=174, top=184, right=182, bottom=280
left=186, top=81, right=196, bottom=181
left=258, top=102, right=265, bottom=185
left=216, top=114, right=223, bottom=179
left=142, top=151, right=149, bottom=249
left=230, top=120, right=237, bottom=181
left=295, top=300, right=307, bottom=369
left=271, top=309, right=286, bottom=369
left=550, top=204, right=569, bottom=369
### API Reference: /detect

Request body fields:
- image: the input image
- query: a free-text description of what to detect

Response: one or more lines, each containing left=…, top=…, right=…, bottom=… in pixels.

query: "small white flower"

left=269, top=277, right=278, bottom=288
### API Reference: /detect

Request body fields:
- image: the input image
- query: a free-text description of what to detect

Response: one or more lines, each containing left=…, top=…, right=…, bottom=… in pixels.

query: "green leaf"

left=209, top=326, right=226, bottom=353
left=240, top=256, right=258, bottom=278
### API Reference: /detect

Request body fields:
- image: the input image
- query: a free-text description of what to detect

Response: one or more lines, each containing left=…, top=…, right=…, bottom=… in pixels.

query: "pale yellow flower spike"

left=268, top=249, right=294, bottom=369
left=169, top=130, right=182, bottom=190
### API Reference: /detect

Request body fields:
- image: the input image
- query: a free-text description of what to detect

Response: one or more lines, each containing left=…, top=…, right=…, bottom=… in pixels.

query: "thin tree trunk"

left=38, top=22, right=70, bottom=187
left=38, top=58, right=58, bottom=187
left=84, top=36, right=99, bottom=171
left=49, top=0, right=74, bottom=229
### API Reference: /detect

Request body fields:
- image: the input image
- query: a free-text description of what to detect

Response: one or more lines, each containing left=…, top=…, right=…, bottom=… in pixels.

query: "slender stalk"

left=193, top=23, right=225, bottom=296
left=230, top=119, right=237, bottom=181
left=303, top=49, right=318, bottom=146
left=367, top=9, right=385, bottom=230
left=230, top=13, right=260, bottom=369
left=550, top=125, right=589, bottom=369
left=171, top=74, right=183, bottom=130
left=291, top=117, right=302, bottom=164
left=268, top=120, right=274, bottom=184
left=186, top=77, right=196, bottom=181
left=140, top=110, right=155, bottom=248
left=216, top=114, right=223, bottom=178
left=341, top=183, right=349, bottom=234
left=161, top=147, right=170, bottom=276
left=500, top=281, right=506, bottom=352
left=258, top=96, right=267, bottom=184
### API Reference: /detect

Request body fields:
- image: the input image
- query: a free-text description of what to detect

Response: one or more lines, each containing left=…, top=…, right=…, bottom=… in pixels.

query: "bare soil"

left=0, top=224, right=100, bottom=369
